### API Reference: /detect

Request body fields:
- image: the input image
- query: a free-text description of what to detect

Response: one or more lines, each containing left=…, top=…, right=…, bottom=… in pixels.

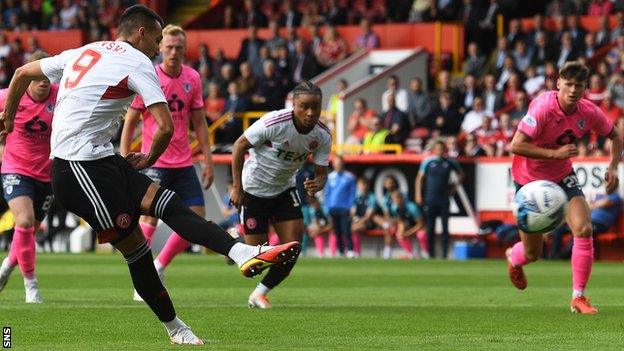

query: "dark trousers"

left=329, top=209, right=353, bottom=254
left=549, top=221, right=609, bottom=259
left=425, top=202, right=450, bottom=259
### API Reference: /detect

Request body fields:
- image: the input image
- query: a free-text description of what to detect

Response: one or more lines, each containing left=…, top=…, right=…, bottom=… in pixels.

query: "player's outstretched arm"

left=0, top=61, right=47, bottom=140
left=120, top=108, right=142, bottom=157
left=605, top=128, right=622, bottom=193
left=230, top=135, right=253, bottom=209
left=510, top=130, right=578, bottom=160
left=126, top=102, right=173, bottom=170
left=190, top=108, right=214, bottom=189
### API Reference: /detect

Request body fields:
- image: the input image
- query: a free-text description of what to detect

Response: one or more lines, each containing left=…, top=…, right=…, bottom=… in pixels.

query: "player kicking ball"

left=230, top=81, right=332, bottom=309
left=120, top=24, right=215, bottom=302
left=507, top=61, right=622, bottom=314
left=0, top=52, right=58, bottom=303
left=0, top=5, right=299, bottom=345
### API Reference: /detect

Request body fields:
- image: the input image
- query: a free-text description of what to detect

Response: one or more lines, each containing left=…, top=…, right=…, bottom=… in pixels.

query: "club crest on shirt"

left=521, top=114, right=536, bottom=127
left=309, top=140, right=319, bottom=150
left=183, top=83, right=191, bottom=93
left=578, top=119, right=586, bottom=130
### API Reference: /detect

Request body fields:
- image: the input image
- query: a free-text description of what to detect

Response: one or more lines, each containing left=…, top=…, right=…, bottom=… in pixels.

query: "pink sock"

left=13, top=226, right=36, bottom=279
left=7, top=237, right=18, bottom=267
left=416, top=230, right=428, bottom=254
left=351, top=233, right=361, bottom=255
left=268, top=232, right=280, bottom=245
left=313, top=235, right=325, bottom=257
left=509, top=241, right=530, bottom=267
left=396, top=235, right=414, bottom=256
left=328, top=233, right=338, bottom=257
left=139, top=222, right=157, bottom=245
left=571, top=237, right=594, bottom=293
left=156, top=232, right=189, bottom=267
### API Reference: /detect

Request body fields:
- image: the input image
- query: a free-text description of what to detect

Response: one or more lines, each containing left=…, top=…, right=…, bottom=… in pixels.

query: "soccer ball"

left=512, top=180, right=568, bottom=234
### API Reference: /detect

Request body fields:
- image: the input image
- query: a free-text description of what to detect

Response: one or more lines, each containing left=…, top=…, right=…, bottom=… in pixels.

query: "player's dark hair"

left=559, top=61, right=590, bottom=83
left=118, top=5, right=164, bottom=37
left=293, top=81, right=322, bottom=98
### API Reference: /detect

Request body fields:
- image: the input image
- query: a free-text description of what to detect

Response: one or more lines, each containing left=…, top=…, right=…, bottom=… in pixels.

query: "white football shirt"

left=40, top=41, right=166, bottom=161
left=242, top=108, right=332, bottom=198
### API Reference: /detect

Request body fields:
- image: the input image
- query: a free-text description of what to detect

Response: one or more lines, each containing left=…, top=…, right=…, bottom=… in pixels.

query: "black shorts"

left=241, top=187, right=303, bottom=235
left=1, top=174, right=53, bottom=222
left=142, top=166, right=204, bottom=206
left=51, top=155, right=153, bottom=244
left=514, top=171, right=584, bottom=200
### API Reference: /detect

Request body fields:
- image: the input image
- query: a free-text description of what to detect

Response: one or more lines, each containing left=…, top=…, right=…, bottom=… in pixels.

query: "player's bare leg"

left=141, top=183, right=299, bottom=277
left=0, top=196, right=42, bottom=303
left=114, top=227, right=203, bottom=345
left=505, top=230, right=543, bottom=290
left=246, top=219, right=303, bottom=309
left=566, top=196, right=597, bottom=314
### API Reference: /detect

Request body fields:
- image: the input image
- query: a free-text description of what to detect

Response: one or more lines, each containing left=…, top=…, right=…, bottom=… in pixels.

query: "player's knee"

left=572, top=223, right=593, bottom=238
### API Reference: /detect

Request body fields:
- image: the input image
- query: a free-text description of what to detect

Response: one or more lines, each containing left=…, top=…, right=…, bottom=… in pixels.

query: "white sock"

left=228, top=242, right=257, bottom=266
left=163, top=316, right=186, bottom=335
left=573, top=289, right=584, bottom=298
left=252, top=283, right=271, bottom=297
left=154, top=258, right=164, bottom=272
left=24, top=276, right=37, bottom=287
left=383, top=246, right=392, bottom=259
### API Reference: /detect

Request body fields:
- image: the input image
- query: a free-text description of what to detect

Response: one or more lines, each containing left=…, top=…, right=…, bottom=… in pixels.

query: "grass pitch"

left=1, top=253, right=624, bottom=350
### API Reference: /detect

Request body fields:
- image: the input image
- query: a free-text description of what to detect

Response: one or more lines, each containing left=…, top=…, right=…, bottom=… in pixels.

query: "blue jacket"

left=324, top=170, right=356, bottom=211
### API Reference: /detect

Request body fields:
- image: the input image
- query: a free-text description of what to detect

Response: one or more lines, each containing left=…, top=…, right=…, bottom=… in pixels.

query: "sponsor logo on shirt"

left=521, top=114, right=536, bottom=127
left=276, top=148, right=308, bottom=162
left=578, top=119, right=586, bottom=130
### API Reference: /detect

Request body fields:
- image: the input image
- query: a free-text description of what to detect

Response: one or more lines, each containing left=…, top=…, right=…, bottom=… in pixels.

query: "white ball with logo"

left=512, top=180, right=568, bottom=234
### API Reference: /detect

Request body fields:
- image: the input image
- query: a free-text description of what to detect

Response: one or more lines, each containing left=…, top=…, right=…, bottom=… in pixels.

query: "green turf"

left=1, top=253, right=624, bottom=350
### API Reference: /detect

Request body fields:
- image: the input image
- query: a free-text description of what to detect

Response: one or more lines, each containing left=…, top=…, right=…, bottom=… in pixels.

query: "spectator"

left=461, top=96, right=493, bottom=134
left=253, top=60, right=285, bottom=110
left=290, top=39, right=319, bottom=84
left=237, top=25, right=265, bottom=73
left=59, top=0, right=78, bottom=29
left=324, top=155, right=357, bottom=258
left=473, top=117, right=497, bottom=156
left=0, top=34, right=9, bottom=59
left=611, top=11, right=624, bottom=41
left=19, top=0, right=41, bottom=30
left=459, top=74, right=480, bottom=114
left=512, top=40, right=531, bottom=72
left=23, top=37, right=43, bottom=63
left=325, top=0, right=348, bottom=25
left=381, top=75, right=410, bottom=113
left=494, top=112, right=515, bottom=156
left=495, top=55, right=518, bottom=91
left=346, top=98, right=377, bottom=144
left=445, top=135, right=461, bottom=157
left=407, top=77, right=431, bottom=127
left=7, top=38, right=24, bottom=71
left=585, top=73, right=608, bottom=106
left=218, top=5, right=237, bottom=29
left=238, top=0, right=268, bottom=27
left=503, top=72, right=523, bottom=105
left=3, top=0, right=20, bottom=29
left=416, top=141, right=464, bottom=259
left=315, top=25, right=348, bottom=70
left=530, top=32, right=555, bottom=73
left=218, top=181, right=241, bottom=232
left=301, top=1, right=325, bottom=27
left=279, top=0, right=302, bottom=28
left=236, top=61, right=258, bottom=98
left=482, top=73, right=505, bottom=114
left=389, top=190, right=424, bottom=259
left=215, top=63, right=236, bottom=98
left=306, top=195, right=336, bottom=258
left=265, top=20, right=286, bottom=54
left=408, top=0, right=433, bottom=23
left=428, top=92, right=462, bottom=137
left=478, top=0, right=500, bottom=51
left=509, top=90, right=529, bottom=125
left=526, top=14, right=551, bottom=50
left=600, top=93, right=623, bottom=123
left=546, top=0, right=577, bottom=17
left=582, top=32, right=598, bottom=59
left=485, top=36, right=509, bottom=75
left=379, top=176, right=398, bottom=259
left=48, top=13, right=62, bottom=31
left=353, top=18, right=380, bottom=50
left=566, top=14, right=587, bottom=50
left=0, top=56, right=12, bottom=87
left=550, top=185, right=621, bottom=259
left=363, top=116, right=390, bottom=153
left=327, top=78, right=348, bottom=126
left=218, top=82, right=248, bottom=146
left=461, top=0, right=482, bottom=45
left=463, top=132, right=487, bottom=156
left=594, top=16, right=611, bottom=47
left=204, top=82, right=226, bottom=124
left=195, top=43, right=213, bottom=72
left=523, top=65, right=545, bottom=99
left=506, top=19, right=526, bottom=48
left=285, top=26, right=299, bottom=56
left=462, top=41, right=486, bottom=77
left=275, top=46, right=291, bottom=85
left=351, top=177, right=378, bottom=258
left=381, top=93, right=410, bottom=145
left=309, top=24, right=323, bottom=54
